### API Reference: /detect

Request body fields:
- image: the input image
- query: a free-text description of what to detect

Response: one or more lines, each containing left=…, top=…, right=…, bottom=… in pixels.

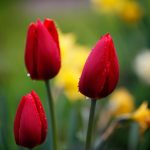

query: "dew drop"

left=85, top=97, right=89, bottom=100
left=27, top=73, right=30, bottom=77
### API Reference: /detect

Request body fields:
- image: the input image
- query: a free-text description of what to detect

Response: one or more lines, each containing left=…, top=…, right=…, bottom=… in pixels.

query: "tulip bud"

left=79, top=33, right=119, bottom=99
left=14, top=91, right=48, bottom=148
left=25, top=19, right=61, bottom=80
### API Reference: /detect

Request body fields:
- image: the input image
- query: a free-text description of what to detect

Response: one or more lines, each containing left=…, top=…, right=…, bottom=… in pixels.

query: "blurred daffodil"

left=120, top=1, right=143, bottom=23
left=91, top=0, right=125, bottom=14
left=91, top=0, right=143, bottom=23
left=131, top=102, right=150, bottom=131
left=55, top=32, right=89, bottom=101
left=108, top=88, right=134, bottom=116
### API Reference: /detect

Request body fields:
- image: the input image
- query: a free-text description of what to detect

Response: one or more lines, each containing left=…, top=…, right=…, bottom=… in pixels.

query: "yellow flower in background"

left=91, top=0, right=126, bottom=14
left=55, top=32, right=89, bottom=101
left=132, top=102, right=150, bottom=131
left=108, top=88, right=134, bottom=116
left=120, top=1, right=143, bottom=23
left=91, top=0, right=143, bottom=23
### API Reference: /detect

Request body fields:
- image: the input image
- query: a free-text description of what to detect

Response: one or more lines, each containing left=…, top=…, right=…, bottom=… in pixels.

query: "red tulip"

left=79, top=33, right=119, bottom=99
left=25, top=18, right=61, bottom=80
left=14, top=91, right=48, bottom=148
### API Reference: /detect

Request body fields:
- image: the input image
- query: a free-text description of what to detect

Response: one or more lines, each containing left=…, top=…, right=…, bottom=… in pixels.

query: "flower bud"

left=25, top=19, right=61, bottom=80
left=79, top=33, right=119, bottom=99
left=14, top=91, right=48, bottom=148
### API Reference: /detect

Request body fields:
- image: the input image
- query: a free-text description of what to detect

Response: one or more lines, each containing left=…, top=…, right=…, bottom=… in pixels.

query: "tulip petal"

left=31, top=90, right=47, bottom=142
left=19, top=94, right=42, bottom=148
left=14, top=96, right=26, bottom=145
left=25, top=23, right=38, bottom=79
left=36, top=20, right=60, bottom=79
left=98, top=35, right=119, bottom=97
left=44, top=18, right=60, bottom=52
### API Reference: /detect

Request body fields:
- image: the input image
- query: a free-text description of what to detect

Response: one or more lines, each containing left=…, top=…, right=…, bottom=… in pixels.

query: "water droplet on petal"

left=86, top=97, right=89, bottom=100
left=27, top=73, right=30, bottom=77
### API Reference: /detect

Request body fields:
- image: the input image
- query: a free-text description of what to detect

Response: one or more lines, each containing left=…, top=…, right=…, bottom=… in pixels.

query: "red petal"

left=36, top=20, right=61, bottom=79
left=44, top=18, right=60, bottom=53
left=31, top=90, right=48, bottom=143
left=14, top=96, right=26, bottom=145
left=25, top=23, right=38, bottom=79
left=99, top=36, right=119, bottom=97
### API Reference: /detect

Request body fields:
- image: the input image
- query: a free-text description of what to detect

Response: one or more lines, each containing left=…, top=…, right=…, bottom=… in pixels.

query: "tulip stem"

left=85, top=99, right=97, bottom=150
left=45, top=80, right=58, bottom=150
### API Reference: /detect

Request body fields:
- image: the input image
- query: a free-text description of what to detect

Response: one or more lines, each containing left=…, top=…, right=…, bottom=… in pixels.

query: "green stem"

left=45, top=80, right=57, bottom=150
left=95, top=121, right=118, bottom=149
left=128, top=123, right=140, bottom=150
left=85, top=99, right=97, bottom=150
left=95, top=115, right=131, bottom=149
